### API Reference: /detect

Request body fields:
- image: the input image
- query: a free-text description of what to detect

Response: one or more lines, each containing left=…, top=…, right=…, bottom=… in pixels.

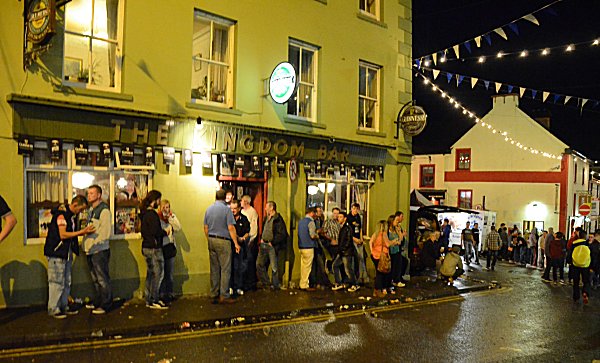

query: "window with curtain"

left=456, top=149, right=471, bottom=170
left=420, top=164, right=435, bottom=188
left=191, top=10, right=235, bottom=106
left=359, top=0, right=380, bottom=19
left=458, top=190, right=472, bottom=209
left=358, top=61, right=381, bottom=130
left=288, top=40, right=318, bottom=121
left=63, top=0, right=122, bottom=90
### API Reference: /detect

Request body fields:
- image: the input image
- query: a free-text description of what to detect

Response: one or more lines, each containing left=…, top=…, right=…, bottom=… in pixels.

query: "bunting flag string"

left=414, top=0, right=562, bottom=61
left=419, top=66, right=600, bottom=113
left=416, top=71, right=563, bottom=161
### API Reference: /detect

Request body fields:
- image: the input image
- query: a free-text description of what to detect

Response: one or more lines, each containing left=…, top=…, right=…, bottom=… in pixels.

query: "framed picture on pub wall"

left=64, top=57, right=83, bottom=81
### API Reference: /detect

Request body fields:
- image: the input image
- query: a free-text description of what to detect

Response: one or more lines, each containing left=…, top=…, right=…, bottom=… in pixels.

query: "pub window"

left=358, top=61, right=381, bottom=131
left=23, top=143, right=152, bottom=245
left=458, top=189, right=472, bottom=209
left=359, top=0, right=380, bottom=19
left=191, top=10, right=235, bottom=107
left=419, top=164, right=435, bottom=188
left=287, top=39, right=318, bottom=121
left=63, top=0, right=124, bottom=90
left=456, top=148, right=471, bottom=171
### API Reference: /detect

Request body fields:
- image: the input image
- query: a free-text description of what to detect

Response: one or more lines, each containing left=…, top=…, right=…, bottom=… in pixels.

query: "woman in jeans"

left=140, top=190, right=172, bottom=309
left=370, top=220, right=395, bottom=297
left=159, top=199, right=181, bottom=303
left=388, top=215, right=406, bottom=290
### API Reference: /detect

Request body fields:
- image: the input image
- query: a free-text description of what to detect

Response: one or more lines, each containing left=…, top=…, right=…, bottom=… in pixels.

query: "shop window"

left=287, top=40, right=318, bottom=121
left=456, top=148, right=471, bottom=171
left=23, top=144, right=152, bottom=244
left=358, top=61, right=381, bottom=131
left=63, top=0, right=124, bottom=90
left=191, top=10, right=235, bottom=107
left=419, top=164, right=435, bottom=188
left=458, top=189, right=472, bottom=209
left=359, top=0, right=380, bottom=19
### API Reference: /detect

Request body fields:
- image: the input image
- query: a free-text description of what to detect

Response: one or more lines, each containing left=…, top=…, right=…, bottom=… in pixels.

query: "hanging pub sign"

left=74, top=141, right=89, bottom=163
left=162, top=146, right=175, bottom=165
left=100, top=142, right=113, bottom=164
left=145, top=146, right=154, bottom=166
left=397, top=103, right=428, bottom=137
left=17, top=136, right=34, bottom=155
left=49, top=138, right=62, bottom=160
left=276, top=157, right=286, bottom=176
left=269, top=62, right=297, bottom=104
left=26, top=0, right=56, bottom=45
left=121, top=145, right=134, bottom=165
left=183, top=149, right=193, bottom=167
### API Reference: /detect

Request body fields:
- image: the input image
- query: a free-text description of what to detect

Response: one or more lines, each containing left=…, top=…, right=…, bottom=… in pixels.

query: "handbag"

left=377, top=233, right=391, bottom=274
left=162, top=242, right=177, bottom=259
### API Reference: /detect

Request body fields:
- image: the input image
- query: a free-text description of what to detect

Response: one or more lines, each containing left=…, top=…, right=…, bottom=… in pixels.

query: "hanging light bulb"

left=440, top=56, right=447, bottom=63
left=462, top=109, right=467, bottom=114
left=475, top=118, right=480, bottom=123
left=478, top=56, right=485, bottom=63
left=423, top=78, right=429, bottom=84
left=454, top=103, right=460, bottom=108
left=541, top=48, right=550, bottom=55
left=497, top=51, right=504, bottom=58
left=424, top=60, right=431, bottom=67
left=593, top=39, right=599, bottom=46
left=566, top=44, right=574, bottom=52
left=441, top=92, right=446, bottom=98
left=520, top=50, right=528, bottom=57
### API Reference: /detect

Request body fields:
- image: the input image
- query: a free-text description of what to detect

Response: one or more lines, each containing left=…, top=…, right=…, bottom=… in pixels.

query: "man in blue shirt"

left=298, top=207, right=319, bottom=291
left=204, top=190, right=240, bottom=304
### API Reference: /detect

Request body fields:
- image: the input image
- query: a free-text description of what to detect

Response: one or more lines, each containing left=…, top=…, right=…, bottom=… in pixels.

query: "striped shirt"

left=485, top=230, right=501, bottom=251
left=323, top=218, right=341, bottom=242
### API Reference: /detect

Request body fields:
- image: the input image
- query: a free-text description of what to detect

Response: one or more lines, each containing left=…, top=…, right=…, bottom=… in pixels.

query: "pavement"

left=0, top=270, right=497, bottom=351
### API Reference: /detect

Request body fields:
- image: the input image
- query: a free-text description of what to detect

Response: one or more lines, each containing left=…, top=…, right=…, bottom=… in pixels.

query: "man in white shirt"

left=241, top=195, right=259, bottom=290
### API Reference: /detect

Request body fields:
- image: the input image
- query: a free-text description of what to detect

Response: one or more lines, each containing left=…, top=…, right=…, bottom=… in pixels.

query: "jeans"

left=231, top=240, right=247, bottom=291
left=550, top=258, right=564, bottom=281
left=333, top=255, right=356, bottom=285
left=47, top=257, right=72, bottom=315
left=572, top=265, right=591, bottom=301
left=354, top=243, right=369, bottom=282
left=390, top=252, right=403, bottom=283
left=276, top=247, right=288, bottom=286
left=310, top=247, right=330, bottom=287
left=256, top=243, right=279, bottom=288
left=486, top=250, right=498, bottom=269
left=244, top=239, right=258, bottom=290
left=513, top=245, right=520, bottom=262
left=464, top=242, right=474, bottom=264
left=142, top=248, right=164, bottom=304
left=207, top=237, right=232, bottom=299
left=87, top=249, right=112, bottom=310
left=473, top=242, right=480, bottom=263
left=538, top=249, right=545, bottom=268
left=160, top=256, right=175, bottom=300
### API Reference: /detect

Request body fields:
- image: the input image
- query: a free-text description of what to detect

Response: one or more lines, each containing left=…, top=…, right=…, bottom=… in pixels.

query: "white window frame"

left=358, top=61, right=381, bottom=131
left=62, top=0, right=125, bottom=92
left=359, top=0, right=380, bottom=20
left=23, top=145, right=153, bottom=245
left=191, top=10, right=236, bottom=108
left=287, top=39, right=318, bottom=122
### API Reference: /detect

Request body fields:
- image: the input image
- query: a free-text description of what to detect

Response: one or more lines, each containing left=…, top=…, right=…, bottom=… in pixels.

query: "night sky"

left=412, top=0, right=600, bottom=161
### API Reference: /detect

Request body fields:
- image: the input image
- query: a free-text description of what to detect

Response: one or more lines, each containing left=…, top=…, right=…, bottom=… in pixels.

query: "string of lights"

left=415, top=71, right=564, bottom=161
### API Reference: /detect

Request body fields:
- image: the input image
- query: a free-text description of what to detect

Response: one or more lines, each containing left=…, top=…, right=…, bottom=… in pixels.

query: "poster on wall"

left=38, top=208, right=52, bottom=238
left=18, top=136, right=34, bottom=155
left=49, top=138, right=62, bottom=160
left=115, top=207, right=137, bottom=234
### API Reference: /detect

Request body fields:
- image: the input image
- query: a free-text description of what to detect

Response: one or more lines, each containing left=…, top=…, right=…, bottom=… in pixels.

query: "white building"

left=411, top=94, right=591, bottom=234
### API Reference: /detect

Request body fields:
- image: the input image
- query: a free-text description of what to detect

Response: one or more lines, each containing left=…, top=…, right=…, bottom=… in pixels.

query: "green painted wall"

left=0, top=0, right=412, bottom=307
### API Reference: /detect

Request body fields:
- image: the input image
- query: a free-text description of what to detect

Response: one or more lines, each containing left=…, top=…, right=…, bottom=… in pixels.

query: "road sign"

left=578, top=203, right=592, bottom=216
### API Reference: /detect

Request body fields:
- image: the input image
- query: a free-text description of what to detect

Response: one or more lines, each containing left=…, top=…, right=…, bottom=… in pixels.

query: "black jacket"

left=421, top=240, right=438, bottom=269
left=234, top=213, right=251, bottom=241
left=44, top=205, right=80, bottom=259
left=589, top=240, right=600, bottom=271
left=264, top=213, right=288, bottom=249
left=141, top=209, right=167, bottom=249
left=338, top=223, right=354, bottom=256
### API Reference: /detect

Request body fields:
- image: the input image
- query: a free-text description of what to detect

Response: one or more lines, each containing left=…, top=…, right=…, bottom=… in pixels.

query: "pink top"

left=370, top=231, right=389, bottom=260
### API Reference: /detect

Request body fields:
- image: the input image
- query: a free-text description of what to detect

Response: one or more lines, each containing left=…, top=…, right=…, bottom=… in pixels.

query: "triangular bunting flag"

left=457, top=75, right=465, bottom=86
left=508, top=23, right=519, bottom=35
left=416, top=59, right=422, bottom=69
left=432, top=53, right=437, bottom=65
left=484, top=80, right=490, bottom=90
left=519, top=87, right=526, bottom=97
left=522, top=14, right=539, bottom=25
left=464, top=41, right=472, bottom=54
left=494, top=27, right=508, bottom=40
left=495, top=82, right=502, bottom=93
left=553, top=94, right=561, bottom=104
left=446, top=72, right=453, bottom=83
left=531, top=90, right=538, bottom=98
left=582, top=99, right=589, bottom=107
left=433, top=69, right=440, bottom=80
left=475, top=36, right=482, bottom=48
left=507, top=85, right=514, bottom=93
left=453, top=45, right=460, bottom=59
left=565, top=95, right=572, bottom=104
left=471, top=77, right=478, bottom=88
left=542, top=92, right=549, bottom=102
left=484, top=34, right=492, bottom=45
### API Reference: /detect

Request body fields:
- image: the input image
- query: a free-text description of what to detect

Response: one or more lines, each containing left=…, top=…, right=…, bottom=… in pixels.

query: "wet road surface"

left=3, top=262, right=600, bottom=363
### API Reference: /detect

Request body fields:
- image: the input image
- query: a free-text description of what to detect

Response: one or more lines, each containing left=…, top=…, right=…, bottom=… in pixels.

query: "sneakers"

left=51, top=312, right=67, bottom=319
left=485, top=267, right=490, bottom=271
left=85, top=304, right=95, bottom=309
left=347, top=285, right=360, bottom=292
left=583, top=293, right=589, bottom=305
left=559, top=280, right=566, bottom=285
left=394, top=281, right=406, bottom=288
left=65, top=307, right=79, bottom=315
left=235, top=289, right=244, bottom=296
left=331, top=283, right=345, bottom=291
left=92, top=307, right=106, bottom=315
left=147, top=301, right=169, bottom=310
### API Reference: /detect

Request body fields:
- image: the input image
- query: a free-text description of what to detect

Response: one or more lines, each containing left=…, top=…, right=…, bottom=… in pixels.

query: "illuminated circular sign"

left=398, top=104, right=428, bottom=137
left=269, top=62, right=297, bottom=104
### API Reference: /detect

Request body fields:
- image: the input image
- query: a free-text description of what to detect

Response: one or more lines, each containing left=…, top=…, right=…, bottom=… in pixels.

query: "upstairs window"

left=456, top=148, right=471, bottom=171
left=419, top=164, right=435, bottom=188
left=358, top=61, right=381, bottom=131
left=63, top=0, right=124, bottom=90
left=458, top=189, right=472, bottom=209
left=359, top=0, right=380, bottom=19
left=287, top=40, right=318, bottom=121
left=191, top=10, right=235, bottom=107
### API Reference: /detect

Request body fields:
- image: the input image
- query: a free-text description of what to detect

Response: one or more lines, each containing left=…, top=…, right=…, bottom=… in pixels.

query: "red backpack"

left=549, top=239, right=564, bottom=259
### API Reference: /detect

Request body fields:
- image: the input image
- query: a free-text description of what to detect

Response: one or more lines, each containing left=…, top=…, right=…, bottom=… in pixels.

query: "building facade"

left=411, top=94, right=591, bottom=235
left=0, top=0, right=413, bottom=307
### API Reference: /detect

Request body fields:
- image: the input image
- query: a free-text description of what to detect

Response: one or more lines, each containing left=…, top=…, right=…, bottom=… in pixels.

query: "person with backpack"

left=567, top=229, right=591, bottom=304
left=547, top=231, right=566, bottom=284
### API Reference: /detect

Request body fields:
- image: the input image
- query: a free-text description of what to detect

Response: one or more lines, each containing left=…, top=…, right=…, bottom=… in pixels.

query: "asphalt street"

left=2, top=262, right=599, bottom=363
